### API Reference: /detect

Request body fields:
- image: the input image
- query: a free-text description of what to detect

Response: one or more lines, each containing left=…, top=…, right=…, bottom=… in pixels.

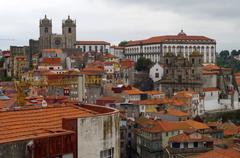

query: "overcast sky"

left=0, top=0, right=239, bottom=51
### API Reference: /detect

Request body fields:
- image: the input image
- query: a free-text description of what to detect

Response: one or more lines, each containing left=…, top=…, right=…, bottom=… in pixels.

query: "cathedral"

left=39, top=15, right=76, bottom=49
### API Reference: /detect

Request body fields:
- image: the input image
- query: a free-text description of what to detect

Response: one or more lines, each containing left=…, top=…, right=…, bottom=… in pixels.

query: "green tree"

left=118, top=41, right=128, bottom=47
left=231, top=49, right=239, bottom=56
left=135, top=57, right=153, bottom=72
left=219, top=50, right=230, bottom=59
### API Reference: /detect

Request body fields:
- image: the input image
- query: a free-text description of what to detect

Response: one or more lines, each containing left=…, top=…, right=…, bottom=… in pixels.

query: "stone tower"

left=62, top=15, right=76, bottom=48
left=39, top=15, right=52, bottom=49
left=160, top=51, right=203, bottom=97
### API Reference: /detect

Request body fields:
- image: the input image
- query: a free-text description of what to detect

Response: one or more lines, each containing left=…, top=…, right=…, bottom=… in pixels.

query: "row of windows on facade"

left=165, top=58, right=201, bottom=65
left=44, top=27, right=72, bottom=33
left=126, top=45, right=215, bottom=53
left=165, top=69, right=197, bottom=75
left=76, top=45, right=108, bottom=53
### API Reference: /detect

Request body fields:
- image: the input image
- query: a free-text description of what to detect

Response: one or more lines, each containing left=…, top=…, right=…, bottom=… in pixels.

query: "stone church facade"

left=159, top=51, right=203, bottom=97
left=39, top=15, right=76, bottom=50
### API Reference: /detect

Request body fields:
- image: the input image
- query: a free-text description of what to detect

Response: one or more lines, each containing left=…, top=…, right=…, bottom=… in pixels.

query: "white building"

left=149, top=63, right=164, bottom=82
left=125, top=30, right=216, bottom=63
left=203, top=87, right=220, bottom=111
left=110, top=46, right=125, bottom=59
left=75, top=41, right=110, bottom=53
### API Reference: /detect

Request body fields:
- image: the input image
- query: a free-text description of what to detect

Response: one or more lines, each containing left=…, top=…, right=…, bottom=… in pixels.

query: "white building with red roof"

left=75, top=41, right=110, bottom=53
left=125, top=30, right=216, bottom=63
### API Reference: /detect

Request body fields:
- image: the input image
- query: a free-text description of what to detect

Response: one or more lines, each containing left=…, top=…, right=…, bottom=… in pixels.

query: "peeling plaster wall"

left=77, top=113, right=120, bottom=158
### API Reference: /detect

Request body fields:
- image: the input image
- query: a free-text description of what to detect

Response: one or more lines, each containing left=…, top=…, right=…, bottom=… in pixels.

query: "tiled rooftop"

left=157, top=109, right=189, bottom=117
left=0, top=104, right=117, bottom=144
left=189, top=148, right=240, bottom=158
left=124, top=89, right=145, bottom=95
left=75, top=41, right=110, bottom=45
left=126, top=34, right=215, bottom=46
left=169, top=132, right=212, bottom=143
left=136, top=118, right=209, bottom=133
left=203, top=87, right=220, bottom=92
left=131, top=98, right=169, bottom=105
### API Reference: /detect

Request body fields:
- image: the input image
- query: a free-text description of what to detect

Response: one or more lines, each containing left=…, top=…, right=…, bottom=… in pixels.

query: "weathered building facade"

left=39, top=15, right=76, bottom=50
left=0, top=104, right=120, bottom=158
left=159, top=51, right=203, bottom=97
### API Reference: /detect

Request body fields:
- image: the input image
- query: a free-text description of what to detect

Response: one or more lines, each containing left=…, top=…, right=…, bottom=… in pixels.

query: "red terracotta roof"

left=170, top=98, right=187, bottom=107
left=221, top=122, right=240, bottom=137
left=41, top=57, right=61, bottom=65
left=120, top=59, right=135, bottom=69
left=190, top=148, right=240, bottom=158
left=75, top=41, right=110, bottom=45
left=202, top=70, right=219, bottom=75
left=169, top=132, right=212, bottom=143
left=124, top=89, right=145, bottom=95
left=136, top=118, right=186, bottom=133
left=136, top=118, right=208, bottom=133
left=131, top=98, right=169, bottom=105
left=174, top=91, right=196, bottom=99
left=203, top=87, right=220, bottom=92
left=144, top=90, right=164, bottom=95
left=157, top=109, right=189, bottom=117
left=203, top=64, right=220, bottom=71
left=126, top=34, right=215, bottom=46
left=183, top=120, right=209, bottom=130
left=15, top=56, right=26, bottom=60
left=104, top=53, right=115, bottom=58
left=234, top=73, right=240, bottom=77
left=81, top=67, right=104, bottom=75
left=42, top=49, right=62, bottom=53
left=0, top=104, right=118, bottom=144
left=235, top=78, right=240, bottom=86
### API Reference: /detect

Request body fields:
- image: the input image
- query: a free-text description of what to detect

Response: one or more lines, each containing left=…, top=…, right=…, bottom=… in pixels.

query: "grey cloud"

left=0, top=0, right=239, bottom=51
left=106, top=0, right=240, bottom=19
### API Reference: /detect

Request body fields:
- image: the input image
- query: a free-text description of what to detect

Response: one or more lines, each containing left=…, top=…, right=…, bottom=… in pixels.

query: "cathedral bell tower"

left=62, top=15, right=76, bottom=48
left=39, top=15, right=52, bottom=49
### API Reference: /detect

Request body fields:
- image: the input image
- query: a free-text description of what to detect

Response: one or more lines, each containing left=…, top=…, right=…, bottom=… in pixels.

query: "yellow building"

left=13, top=55, right=28, bottom=79
left=81, top=67, right=104, bottom=86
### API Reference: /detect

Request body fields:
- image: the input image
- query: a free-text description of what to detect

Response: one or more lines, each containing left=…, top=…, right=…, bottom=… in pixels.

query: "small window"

left=68, top=27, right=72, bottom=33
left=192, top=58, right=195, bottom=64
left=194, top=142, right=198, bottom=148
left=155, top=73, right=159, bottom=78
left=44, top=27, right=48, bottom=33
left=166, top=132, right=168, bottom=136
left=192, top=69, right=194, bottom=74
left=100, top=148, right=114, bottom=158
left=166, top=59, right=169, bottom=64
